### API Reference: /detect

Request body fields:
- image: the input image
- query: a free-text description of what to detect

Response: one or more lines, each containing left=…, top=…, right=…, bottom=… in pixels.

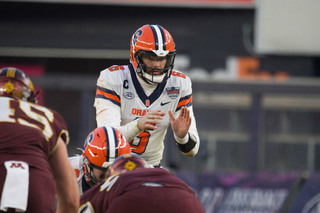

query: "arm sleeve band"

left=175, top=134, right=197, bottom=153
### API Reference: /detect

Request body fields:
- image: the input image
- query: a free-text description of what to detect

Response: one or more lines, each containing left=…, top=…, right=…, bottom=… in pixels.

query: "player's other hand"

left=169, top=107, right=191, bottom=138
left=137, top=110, right=165, bottom=131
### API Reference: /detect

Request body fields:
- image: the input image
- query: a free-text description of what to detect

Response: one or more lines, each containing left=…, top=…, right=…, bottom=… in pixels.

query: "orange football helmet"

left=130, top=24, right=176, bottom=84
left=83, top=126, right=131, bottom=186
left=0, top=67, right=37, bottom=103
left=108, top=154, right=151, bottom=177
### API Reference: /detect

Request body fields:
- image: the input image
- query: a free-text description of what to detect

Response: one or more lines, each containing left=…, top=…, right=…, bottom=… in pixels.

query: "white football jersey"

left=94, top=64, right=200, bottom=166
left=68, top=155, right=85, bottom=195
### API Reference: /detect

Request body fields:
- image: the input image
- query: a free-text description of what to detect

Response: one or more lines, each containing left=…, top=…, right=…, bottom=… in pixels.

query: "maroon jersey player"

left=0, top=67, right=79, bottom=213
left=79, top=154, right=205, bottom=213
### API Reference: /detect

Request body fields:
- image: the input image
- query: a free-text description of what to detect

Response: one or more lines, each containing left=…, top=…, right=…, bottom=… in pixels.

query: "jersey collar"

left=129, top=64, right=167, bottom=107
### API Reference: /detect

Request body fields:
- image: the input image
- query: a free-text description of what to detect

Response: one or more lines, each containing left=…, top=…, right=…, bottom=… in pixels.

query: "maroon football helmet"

left=0, top=67, right=37, bottom=103
left=107, top=154, right=151, bottom=177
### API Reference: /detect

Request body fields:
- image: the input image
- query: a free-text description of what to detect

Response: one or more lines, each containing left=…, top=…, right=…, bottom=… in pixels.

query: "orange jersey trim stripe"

left=176, top=95, right=192, bottom=111
left=96, top=86, right=121, bottom=106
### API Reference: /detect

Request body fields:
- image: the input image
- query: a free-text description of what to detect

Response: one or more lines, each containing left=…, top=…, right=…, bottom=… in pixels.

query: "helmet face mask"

left=130, top=24, right=176, bottom=84
left=0, top=67, right=37, bottom=103
left=83, top=157, right=109, bottom=186
left=136, top=51, right=175, bottom=84
left=82, top=126, right=131, bottom=186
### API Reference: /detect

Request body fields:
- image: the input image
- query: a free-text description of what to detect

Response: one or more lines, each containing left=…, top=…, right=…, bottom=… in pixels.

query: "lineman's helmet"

left=83, top=126, right=131, bottom=186
left=0, top=67, right=37, bottom=103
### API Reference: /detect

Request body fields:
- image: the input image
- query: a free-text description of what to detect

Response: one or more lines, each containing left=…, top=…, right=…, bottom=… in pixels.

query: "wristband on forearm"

left=175, top=134, right=196, bottom=153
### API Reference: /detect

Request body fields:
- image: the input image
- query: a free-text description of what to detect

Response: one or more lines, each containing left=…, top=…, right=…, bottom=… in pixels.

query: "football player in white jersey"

left=68, top=126, right=131, bottom=195
left=94, top=24, right=200, bottom=167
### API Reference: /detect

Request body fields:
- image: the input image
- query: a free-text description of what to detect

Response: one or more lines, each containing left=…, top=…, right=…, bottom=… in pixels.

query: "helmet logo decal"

left=4, top=81, right=14, bottom=94
left=124, top=160, right=136, bottom=171
left=84, top=132, right=94, bottom=149
left=132, top=29, right=143, bottom=49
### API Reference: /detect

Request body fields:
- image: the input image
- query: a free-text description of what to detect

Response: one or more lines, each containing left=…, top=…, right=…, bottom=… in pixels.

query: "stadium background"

left=1, top=0, right=320, bottom=212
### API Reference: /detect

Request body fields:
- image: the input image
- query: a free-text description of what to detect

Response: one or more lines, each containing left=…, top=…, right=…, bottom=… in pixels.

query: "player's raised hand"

left=168, top=107, right=191, bottom=138
left=137, top=110, right=165, bottom=131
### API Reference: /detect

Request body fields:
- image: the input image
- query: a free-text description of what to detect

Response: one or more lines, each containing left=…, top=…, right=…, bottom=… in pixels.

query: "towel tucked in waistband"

left=0, top=161, right=29, bottom=212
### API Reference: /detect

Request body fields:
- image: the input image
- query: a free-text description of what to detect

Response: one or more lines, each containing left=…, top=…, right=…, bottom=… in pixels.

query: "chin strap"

left=136, top=60, right=171, bottom=84
left=83, top=158, right=98, bottom=187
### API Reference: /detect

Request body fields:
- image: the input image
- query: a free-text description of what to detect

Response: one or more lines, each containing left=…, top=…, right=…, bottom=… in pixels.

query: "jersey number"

left=129, top=131, right=150, bottom=154
left=0, top=98, right=54, bottom=141
left=172, top=71, right=186, bottom=78
left=109, top=65, right=125, bottom=72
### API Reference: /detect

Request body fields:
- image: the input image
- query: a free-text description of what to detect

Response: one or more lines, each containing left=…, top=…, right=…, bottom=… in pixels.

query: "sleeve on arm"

left=49, top=110, right=70, bottom=157
left=174, top=76, right=200, bottom=157
left=174, top=110, right=200, bottom=157
left=95, top=96, right=141, bottom=142
left=94, top=69, right=122, bottom=127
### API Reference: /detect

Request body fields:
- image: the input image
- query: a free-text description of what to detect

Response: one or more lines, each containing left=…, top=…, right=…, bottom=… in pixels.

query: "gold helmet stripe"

left=6, top=68, right=16, bottom=78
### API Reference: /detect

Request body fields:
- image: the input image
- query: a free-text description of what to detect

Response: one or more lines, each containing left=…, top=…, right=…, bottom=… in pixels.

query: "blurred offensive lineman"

left=78, top=154, right=205, bottom=213
left=0, top=67, right=79, bottom=213
left=94, top=24, right=200, bottom=167
left=69, top=126, right=131, bottom=195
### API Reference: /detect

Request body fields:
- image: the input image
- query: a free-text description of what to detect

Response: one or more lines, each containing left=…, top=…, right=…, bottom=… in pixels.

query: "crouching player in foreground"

left=78, top=154, right=205, bottom=213
left=0, top=67, right=79, bottom=213
left=69, top=126, right=131, bottom=195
